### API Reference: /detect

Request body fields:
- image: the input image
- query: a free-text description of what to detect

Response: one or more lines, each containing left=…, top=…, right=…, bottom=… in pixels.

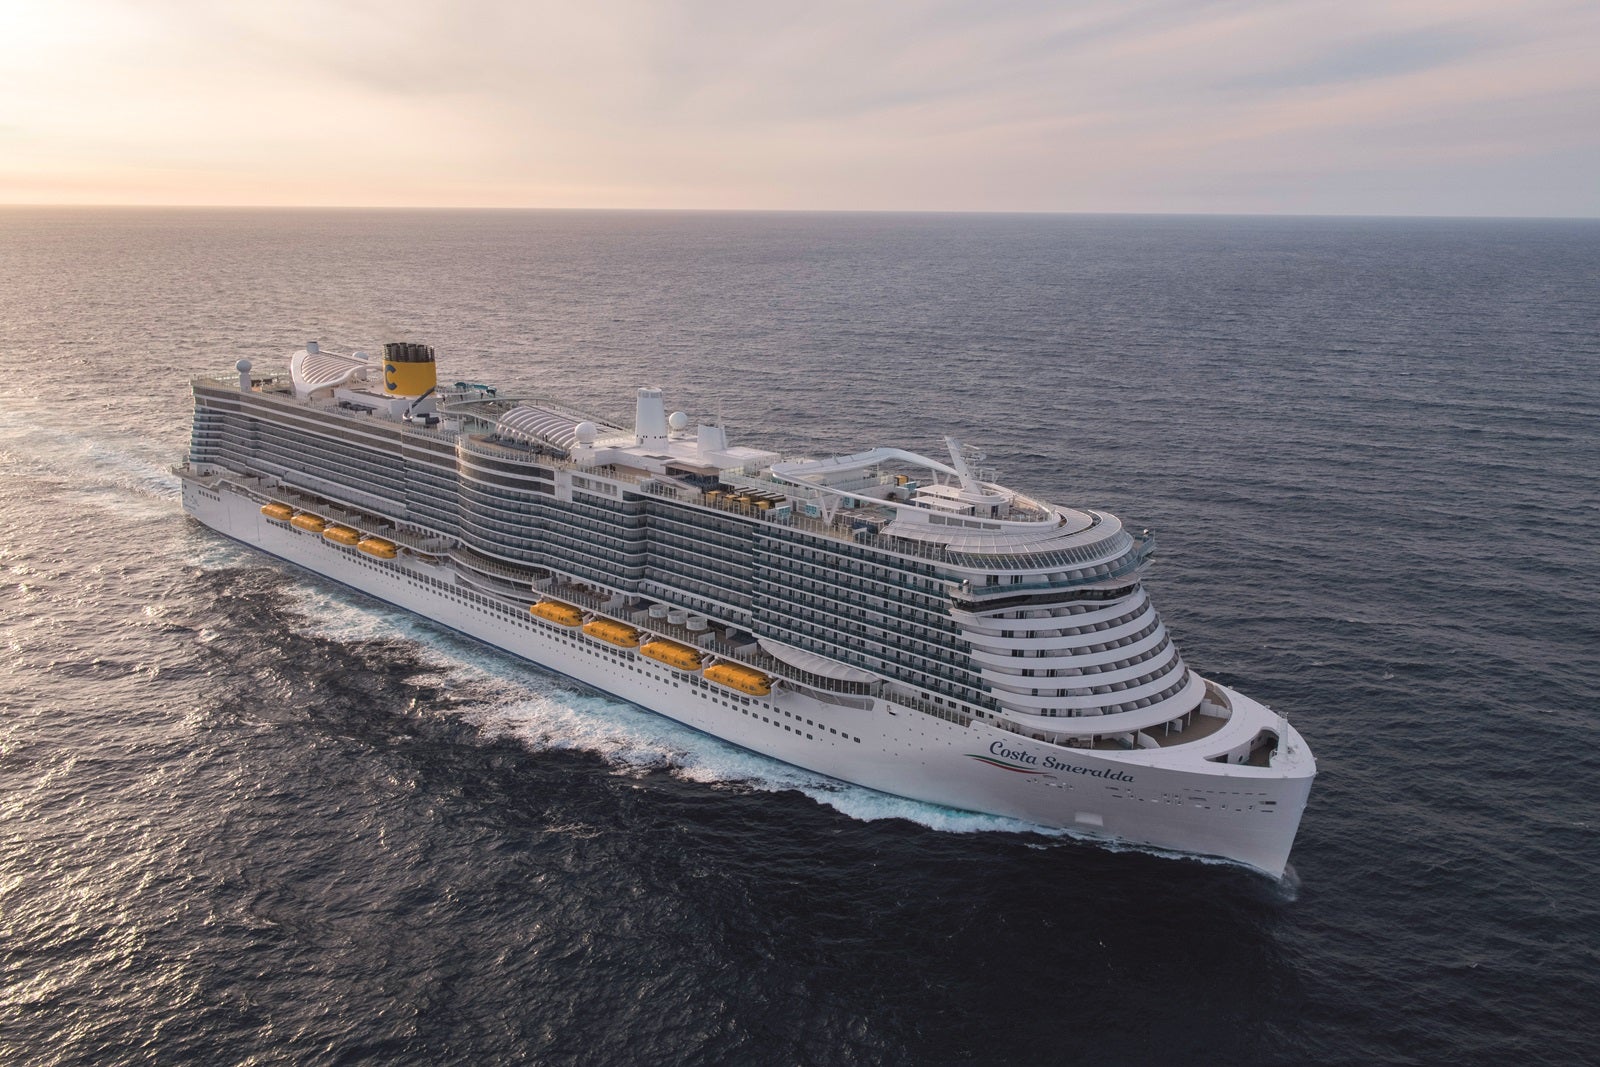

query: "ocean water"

left=1, top=208, right=1597, bottom=1065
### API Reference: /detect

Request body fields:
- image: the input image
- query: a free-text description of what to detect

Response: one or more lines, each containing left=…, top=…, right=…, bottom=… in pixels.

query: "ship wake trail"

left=473, top=688, right=1074, bottom=836
left=0, top=405, right=180, bottom=515
left=286, top=577, right=1070, bottom=836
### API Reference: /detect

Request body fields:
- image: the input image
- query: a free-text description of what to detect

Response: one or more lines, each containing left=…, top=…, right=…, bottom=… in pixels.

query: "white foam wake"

left=276, top=579, right=1066, bottom=837
left=0, top=405, right=181, bottom=519
left=192, top=574, right=1281, bottom=876
left=240, top=576, right=1282, bottom=873
left=473, top=687, right=1067, bottom=835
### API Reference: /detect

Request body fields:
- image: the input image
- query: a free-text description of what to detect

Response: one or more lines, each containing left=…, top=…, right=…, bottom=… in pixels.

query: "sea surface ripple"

left=1, top=209, right=1597, bottom=1065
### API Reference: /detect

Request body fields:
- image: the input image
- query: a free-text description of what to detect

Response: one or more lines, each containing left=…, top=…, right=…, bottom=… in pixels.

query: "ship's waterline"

left=179, top=341, right=1315, bottom=876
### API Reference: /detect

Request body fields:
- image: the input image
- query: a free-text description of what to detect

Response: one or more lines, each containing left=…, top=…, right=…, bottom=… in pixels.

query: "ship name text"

left=989, top=740, right=1135, bottom=781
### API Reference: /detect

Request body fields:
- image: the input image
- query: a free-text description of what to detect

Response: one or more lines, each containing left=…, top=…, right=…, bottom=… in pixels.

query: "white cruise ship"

left=179, top=341, right=1315, bottom=877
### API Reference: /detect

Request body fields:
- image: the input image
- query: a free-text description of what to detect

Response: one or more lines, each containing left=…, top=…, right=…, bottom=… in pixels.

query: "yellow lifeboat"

left=357, top=537, right=397, bottom=559
left=290, top=512, right=327, bottom=533
left=704, top=662, right=774, bottom=696
left=260, top=502, right=294, bottom=521
left=640, top=639, right=703, bottom=671
left=582, top=619, right=640, bottom=648
left=323, top=525, right=360, bottom=546
left=529, top=600, right=584, bottom=627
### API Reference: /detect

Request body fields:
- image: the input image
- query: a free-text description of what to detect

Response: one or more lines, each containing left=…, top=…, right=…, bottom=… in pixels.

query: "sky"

left=1, top=0, right=1597, bottom=216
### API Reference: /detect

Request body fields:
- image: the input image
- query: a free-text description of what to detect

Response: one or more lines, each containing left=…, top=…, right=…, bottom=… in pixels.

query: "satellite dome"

left=668, top=411, right=689, bottom=431
left=574, top=421, right=598, bottom=445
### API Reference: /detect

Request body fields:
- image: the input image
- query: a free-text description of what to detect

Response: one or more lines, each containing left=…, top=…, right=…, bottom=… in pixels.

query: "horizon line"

left=1, top=203, right=1597, bottom=222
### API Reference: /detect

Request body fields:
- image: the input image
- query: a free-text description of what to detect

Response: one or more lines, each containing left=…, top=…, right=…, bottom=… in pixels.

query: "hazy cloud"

left=1, top=0, right=1595, bottom=214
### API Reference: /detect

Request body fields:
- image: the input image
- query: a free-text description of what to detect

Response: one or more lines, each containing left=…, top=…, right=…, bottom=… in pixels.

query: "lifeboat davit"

left=323, top=525, right=360, bottom=546
left=357, top=537, right=397, bottom=559
left=582, top=619, right=641, bottom=647
left=529, top=600, right=584, bottom=626
left=704, top=662, right=774, bottom=696
left=640, top=639, right=703, bottom=671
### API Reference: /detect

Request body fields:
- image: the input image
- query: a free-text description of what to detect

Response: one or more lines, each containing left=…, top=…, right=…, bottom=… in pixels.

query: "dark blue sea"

left=2, top=209, right=1597, bottom=1066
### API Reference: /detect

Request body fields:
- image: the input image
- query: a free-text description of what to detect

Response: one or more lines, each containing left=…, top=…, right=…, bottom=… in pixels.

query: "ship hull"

left=183, top=478, right=1312, bottom=877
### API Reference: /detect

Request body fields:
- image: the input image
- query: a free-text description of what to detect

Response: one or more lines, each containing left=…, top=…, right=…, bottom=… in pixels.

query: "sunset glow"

left=2, top=0, right=1597, bottom=214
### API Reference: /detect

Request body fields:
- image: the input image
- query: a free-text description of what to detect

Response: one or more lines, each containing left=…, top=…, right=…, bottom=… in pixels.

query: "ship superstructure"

left=179, top=341, right=1315, bottom=876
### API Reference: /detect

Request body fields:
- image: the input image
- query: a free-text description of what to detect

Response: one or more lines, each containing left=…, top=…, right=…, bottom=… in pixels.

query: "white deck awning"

left=497, top=405, right=583, bottom=450
left=770, top=447, right=960, bottom=483
left=758, top=638, right=880, bottom=683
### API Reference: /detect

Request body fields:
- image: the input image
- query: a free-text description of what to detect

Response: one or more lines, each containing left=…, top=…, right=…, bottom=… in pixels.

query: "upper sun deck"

left=197, top=361, right=1141, bottom=573
left=759, top=442, right=1092, bottom=546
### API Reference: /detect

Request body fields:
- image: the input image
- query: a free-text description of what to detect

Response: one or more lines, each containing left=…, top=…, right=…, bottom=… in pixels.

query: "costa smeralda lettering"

left=982, top=740, right=1135, bottom=781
